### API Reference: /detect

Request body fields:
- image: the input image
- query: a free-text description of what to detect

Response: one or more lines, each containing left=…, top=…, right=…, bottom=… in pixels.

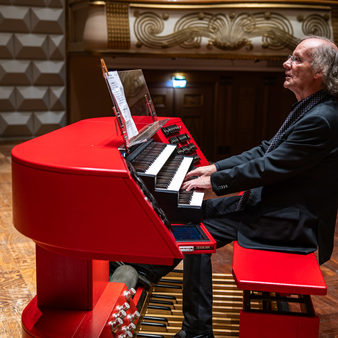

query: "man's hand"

left=184, top=164, right=217, bottom=181
left=181, top=175, right=212, bottom=192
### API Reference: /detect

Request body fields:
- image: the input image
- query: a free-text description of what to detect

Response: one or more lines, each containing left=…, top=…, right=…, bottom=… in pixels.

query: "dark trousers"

left=181, top=195, right=242, bottom=336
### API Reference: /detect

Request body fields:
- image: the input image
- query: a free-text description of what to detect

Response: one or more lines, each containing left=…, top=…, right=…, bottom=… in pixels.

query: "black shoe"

left=137, top=270, right=152, bottom=289
left=174, top=330, right=187, bottom=338
left=173, top=330, right=214, bottom=338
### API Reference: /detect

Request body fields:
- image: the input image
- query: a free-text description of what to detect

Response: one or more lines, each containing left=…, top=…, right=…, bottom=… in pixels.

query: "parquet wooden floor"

left=0, top=143, right=337, bottom=337
left=0, top=144, right=36, bottom=338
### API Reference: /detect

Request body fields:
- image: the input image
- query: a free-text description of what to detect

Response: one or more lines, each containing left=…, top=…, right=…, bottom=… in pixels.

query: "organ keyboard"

left=129, top=141, right=176, bottom=177
left=127, top=139, right=203, bottom=223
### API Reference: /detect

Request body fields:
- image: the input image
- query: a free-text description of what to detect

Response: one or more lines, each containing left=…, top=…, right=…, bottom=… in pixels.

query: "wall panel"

left=0, top=2, right=66, bottom=139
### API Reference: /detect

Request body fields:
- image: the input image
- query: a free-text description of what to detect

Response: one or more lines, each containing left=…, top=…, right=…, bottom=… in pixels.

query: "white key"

left=166, top=157, right=193, bottom=192
left=189, top=191, right=204, bottom=207
left=145, top=144, right=176, bottom=176
left=178, top=191, right=204, bottom=208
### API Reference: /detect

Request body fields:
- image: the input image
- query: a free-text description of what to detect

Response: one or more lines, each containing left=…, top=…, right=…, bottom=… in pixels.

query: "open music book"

left=100, top=59, right=168, bottom=150
left=105, top=70, right=139, bottom=139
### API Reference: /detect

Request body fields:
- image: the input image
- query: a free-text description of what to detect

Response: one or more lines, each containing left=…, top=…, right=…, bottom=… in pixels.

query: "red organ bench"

left=232, top=241, right=327, bottom=338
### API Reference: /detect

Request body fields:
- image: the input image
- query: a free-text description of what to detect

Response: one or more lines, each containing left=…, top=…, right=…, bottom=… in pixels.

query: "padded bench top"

left=232, top=241, right=327, bottom=295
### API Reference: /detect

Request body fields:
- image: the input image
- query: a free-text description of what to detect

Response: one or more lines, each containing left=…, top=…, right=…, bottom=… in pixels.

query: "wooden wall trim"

left=85, top=0, right=338, bottom=5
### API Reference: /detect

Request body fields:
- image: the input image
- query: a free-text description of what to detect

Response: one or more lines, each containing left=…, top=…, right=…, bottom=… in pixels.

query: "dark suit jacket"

left=210, top=95, right=338, bottom=264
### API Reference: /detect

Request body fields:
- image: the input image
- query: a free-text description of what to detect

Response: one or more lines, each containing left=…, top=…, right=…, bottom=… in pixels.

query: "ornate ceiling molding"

left=68, top=1, right=335, bottom=60
left=130, top=7, right=332, bottom=56
left=133, top=11, right=299, bottom=51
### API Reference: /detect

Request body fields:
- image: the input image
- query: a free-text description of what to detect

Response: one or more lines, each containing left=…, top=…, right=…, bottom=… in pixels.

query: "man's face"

left=283, top=39, right=322, bottom=101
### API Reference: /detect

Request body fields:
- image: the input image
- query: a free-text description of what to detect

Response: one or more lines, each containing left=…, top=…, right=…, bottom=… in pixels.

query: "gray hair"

left=302, top=36, right=338, bottom=97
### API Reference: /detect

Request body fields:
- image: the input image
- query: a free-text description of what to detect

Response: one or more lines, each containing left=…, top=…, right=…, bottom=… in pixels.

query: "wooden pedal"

left=135, top=271, right=242, bottom=337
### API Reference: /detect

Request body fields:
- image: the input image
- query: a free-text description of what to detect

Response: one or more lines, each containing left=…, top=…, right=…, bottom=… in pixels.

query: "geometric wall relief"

left=8, top=0, right=64, bottom=8
left=49, top=86, right=65, bottom=110
left=0, top=2, right=66, bottom=140
left=4, top=1, right=64, bottom=9
left=0, top=33, right=15, bottom=58
left=33, top=110, right=66, bottom=136
left=0, top=112, right=34, bottom=137
left=30, top=8, right=64, bottom=34
left=0, top=5, right=31, bottom=32
left=0, top=60, right=32, bottom=85
left=12, top=0, right=46, bottom=6
left=13, top=33, right=49, bottom=59
left=47, top=0, right=64, bottom=9
left=31, top=61, right=65, bottom=85
left=0, top=87, right=16, bottom=111
left=15, top=86, right=49, bottom=111
left=48, top=35, right=65, bottom=59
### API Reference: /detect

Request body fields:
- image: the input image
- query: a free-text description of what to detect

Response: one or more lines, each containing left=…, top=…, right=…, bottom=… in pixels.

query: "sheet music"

left=106, top=71, right=139, bottom=139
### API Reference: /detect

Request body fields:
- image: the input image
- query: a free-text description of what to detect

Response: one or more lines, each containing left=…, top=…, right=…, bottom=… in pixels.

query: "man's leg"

left=180, top=253, right=213, bottom=337
left=176, top=196, right=243, bottom=337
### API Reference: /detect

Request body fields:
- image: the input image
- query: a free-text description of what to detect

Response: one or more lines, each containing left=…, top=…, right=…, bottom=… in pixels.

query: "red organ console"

left=11, top=115, right=216, bottom=337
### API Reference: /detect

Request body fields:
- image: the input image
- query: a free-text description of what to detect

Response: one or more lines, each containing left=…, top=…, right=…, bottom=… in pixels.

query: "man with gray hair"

left=174, top=36, right=338, bottom=338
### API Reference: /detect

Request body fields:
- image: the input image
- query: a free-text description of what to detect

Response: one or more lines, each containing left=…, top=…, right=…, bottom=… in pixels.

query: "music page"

left=106, top=71, right=139, bottom=139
